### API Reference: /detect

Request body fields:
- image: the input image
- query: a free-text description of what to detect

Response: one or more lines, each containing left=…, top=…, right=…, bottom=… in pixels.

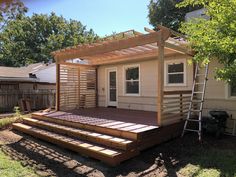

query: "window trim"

left=164, top=59, right=187, bottom=86
left=226, top=83, right=236, bottom=100
left=123, top=64, right=141, bottom=96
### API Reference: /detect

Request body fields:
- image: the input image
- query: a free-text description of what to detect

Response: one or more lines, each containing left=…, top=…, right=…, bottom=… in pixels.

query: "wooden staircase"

left=12, top=111, right=159, bottom=166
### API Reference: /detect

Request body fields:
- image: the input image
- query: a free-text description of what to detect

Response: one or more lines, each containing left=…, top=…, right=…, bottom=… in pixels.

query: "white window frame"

left=123, top=64, right=140, bottom=96
left=225, top=84, right=236, bottom=100
left=164, top=59, right=187, bottom=86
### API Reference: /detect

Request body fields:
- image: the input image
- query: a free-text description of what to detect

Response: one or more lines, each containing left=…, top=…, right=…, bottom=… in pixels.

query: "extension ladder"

left=182, top=63, right=209, bottom=141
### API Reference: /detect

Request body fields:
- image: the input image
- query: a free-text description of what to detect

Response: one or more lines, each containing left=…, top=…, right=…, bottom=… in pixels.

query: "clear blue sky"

left=22, top=0, right=153, bottom=37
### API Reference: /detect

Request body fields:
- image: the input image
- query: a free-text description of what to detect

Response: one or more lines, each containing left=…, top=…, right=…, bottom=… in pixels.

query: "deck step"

left=23, top=118, right=136, bottom=150
left=12, top=123, right=139, bottom=166
left=32, top=112, right=158, bottom=141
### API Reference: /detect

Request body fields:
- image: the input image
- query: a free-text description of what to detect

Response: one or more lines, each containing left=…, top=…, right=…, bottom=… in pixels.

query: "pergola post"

left=157, top=31, right=165, bottom=126
left=56, top=61, right=60, bottom=111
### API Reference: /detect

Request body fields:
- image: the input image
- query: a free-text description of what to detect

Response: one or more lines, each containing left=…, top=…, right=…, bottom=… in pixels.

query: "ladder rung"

left=191, top=100, right=203, bottom=103
left=196, top=74, right=205, bottom=76
left=193, top=92, right=204, bottom=94
left=195, top=83, right=204, bottom=85
left=190, top=109, right=201, bottom=112
left=185, top=129, right=200, bottom=133
left=187, top=119, right=200, bottom=122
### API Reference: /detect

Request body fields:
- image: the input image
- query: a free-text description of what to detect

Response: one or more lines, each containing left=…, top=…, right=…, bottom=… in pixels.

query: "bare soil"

left=0, top=128, right=236, bottom=177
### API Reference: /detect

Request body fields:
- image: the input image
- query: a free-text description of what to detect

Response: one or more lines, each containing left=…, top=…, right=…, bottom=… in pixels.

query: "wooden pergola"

left=51, top=26, right=193, bottom=126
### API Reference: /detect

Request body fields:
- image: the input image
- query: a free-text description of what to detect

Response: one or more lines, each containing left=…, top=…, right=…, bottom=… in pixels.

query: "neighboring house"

left=0, top=63, right=56, bottom=90
left=185, top=8, right=209, bottom=21
left=0, top=63, right=56, bottom=112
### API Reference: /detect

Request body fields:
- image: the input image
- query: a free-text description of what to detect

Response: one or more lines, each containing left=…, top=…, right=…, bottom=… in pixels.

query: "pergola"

left=51, top=26, right=193, bottom=126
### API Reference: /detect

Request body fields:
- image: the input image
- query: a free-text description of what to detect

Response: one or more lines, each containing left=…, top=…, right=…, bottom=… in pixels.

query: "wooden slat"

left=164, top=90, right=192, bottom=95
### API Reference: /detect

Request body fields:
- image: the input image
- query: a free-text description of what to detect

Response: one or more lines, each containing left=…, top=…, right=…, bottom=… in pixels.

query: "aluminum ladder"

left=182, top=63, right=209, bottom=141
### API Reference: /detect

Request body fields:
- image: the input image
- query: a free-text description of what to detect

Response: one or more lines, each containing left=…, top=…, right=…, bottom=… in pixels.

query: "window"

left=86, top=72, right=96, bottom=90
left=230, top=84, right=236, bottom=97
left=124, top=65, right=140, bottom=95
left=165, top=59, right=186, bottom=86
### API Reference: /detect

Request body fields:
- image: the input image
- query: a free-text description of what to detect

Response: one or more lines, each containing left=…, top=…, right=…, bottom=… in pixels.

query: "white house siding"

left=97, top=54, right=193, bottom=112
left=185, top=8, right=209, bottom=22
left=201, top=60, right=236, bottom=133
left=34, top=65, right=56, bottom=83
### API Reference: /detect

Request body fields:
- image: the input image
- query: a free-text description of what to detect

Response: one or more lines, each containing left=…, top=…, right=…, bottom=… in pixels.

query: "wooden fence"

left=0, top=89, right=56, bottom=113
left=162, top=90, right=192, bottom=125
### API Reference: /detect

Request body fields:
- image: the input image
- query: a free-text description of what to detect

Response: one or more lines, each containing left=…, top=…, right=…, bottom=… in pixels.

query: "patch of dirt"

left=0, top=129, right=22, bottom=145
left=0, top=129, right=236, bottom=177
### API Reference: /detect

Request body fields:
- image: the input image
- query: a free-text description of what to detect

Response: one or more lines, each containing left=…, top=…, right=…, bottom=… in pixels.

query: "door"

left=107, top=68, right=117, bottom=107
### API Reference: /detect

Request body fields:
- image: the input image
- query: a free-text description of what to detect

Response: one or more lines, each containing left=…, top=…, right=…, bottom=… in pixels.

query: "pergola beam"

left=54, top=29, right=170, bottom=61
left=164, top=41, right=193, bottom=55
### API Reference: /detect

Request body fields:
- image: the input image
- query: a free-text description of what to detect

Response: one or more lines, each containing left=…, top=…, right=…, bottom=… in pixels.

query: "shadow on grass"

left=2, top=131, right=236, bottom=177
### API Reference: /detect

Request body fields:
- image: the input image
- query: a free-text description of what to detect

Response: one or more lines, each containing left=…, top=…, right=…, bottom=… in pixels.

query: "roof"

left=52, top=26, right=192, bottom=66
left=0, top=63, right=55, bottom=82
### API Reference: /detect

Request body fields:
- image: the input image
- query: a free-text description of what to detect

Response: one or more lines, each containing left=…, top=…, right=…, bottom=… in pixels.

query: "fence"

left=0, top=89, right=56, bottom=113
left=162, top=90, right=192, bottom=125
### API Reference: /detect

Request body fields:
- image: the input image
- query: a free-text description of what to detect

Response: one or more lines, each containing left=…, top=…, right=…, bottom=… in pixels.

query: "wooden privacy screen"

left=59, top=64, right=96, bottom=111
left=162, top=90, right=192, bottom=125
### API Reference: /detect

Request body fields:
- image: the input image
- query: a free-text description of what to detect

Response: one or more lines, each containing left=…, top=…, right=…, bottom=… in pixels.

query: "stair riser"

left=23, top=119, right=136, bottom=151
left=13, top=124, right=139, bottom=166
left=32, top=114, right=138, bottom=140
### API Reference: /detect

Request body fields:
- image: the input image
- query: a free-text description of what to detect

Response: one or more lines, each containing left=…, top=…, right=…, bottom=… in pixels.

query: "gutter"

left=0, top=77, right=39, bottom=82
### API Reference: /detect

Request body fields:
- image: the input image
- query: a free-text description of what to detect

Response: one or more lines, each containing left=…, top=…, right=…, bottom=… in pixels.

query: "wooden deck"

left=13, top=108, right=184, bottom=166
left=38, top=107, right=157, bottom=126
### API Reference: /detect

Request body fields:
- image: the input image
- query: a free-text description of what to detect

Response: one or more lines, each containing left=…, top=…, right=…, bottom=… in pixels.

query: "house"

left=13, top=26, right=236, bottom=165
left=185, top=8, right=210, bottom=22
left=0, top=62, right=56, bottom=89
left=0, top=63, right=56, bottom=112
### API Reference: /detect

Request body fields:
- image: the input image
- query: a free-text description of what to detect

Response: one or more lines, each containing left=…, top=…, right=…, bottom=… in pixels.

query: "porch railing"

left=162, top=90, right=192, bottom=125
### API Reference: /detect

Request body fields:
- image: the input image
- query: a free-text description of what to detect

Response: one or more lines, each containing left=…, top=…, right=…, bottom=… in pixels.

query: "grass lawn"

left=0, top=117, right=20, bottom=129
left=0, top=149, right=38, bottom=177
left=155, top=134, right=236, bottom=177
left=0, top=114, right=38, bottom=176
left=177, top=147, right=236, bottom=177
left=0, top=113, right=30, bottom=130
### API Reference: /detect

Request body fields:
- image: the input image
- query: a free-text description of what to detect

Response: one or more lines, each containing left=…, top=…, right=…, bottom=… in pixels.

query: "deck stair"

left=12, top=111, right=159, bottom=166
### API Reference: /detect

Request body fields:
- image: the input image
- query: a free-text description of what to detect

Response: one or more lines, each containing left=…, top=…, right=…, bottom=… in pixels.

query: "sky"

left=22, top=0, right=153, bottom=37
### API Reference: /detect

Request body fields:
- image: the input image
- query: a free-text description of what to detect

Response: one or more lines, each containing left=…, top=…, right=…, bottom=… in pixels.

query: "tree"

left=147, top=0, right=200, bottom=31
left=177, top=0, right=236, bottom=84
left=0, top=0, right=28, bottom=30
left=0, top=12, right=98, bottom=66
